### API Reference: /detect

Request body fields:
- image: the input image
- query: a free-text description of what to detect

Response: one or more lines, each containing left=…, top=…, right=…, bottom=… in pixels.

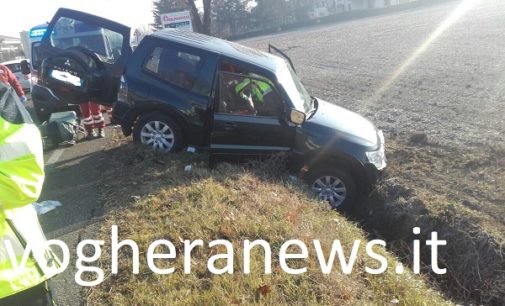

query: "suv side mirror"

left=20, top=60, right=30, bottom=75
left=289, top=109, right=306, bottom=125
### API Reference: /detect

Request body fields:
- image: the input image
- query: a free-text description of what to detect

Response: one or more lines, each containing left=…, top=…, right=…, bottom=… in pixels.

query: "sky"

left=1, top=0, right=157, bottom=38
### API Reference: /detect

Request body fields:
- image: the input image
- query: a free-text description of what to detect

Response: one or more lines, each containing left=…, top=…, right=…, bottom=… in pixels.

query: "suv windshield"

left=276, top=63, right=311, bottom=114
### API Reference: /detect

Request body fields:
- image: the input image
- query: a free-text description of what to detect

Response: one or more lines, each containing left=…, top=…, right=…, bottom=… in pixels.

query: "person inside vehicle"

left=219, top=62, right=280, bottom=116
left=0, top=64, right=27, bottom=103
left=235, top=75, right=277, bottom=116
left=219, top=62, right=253, bottom=115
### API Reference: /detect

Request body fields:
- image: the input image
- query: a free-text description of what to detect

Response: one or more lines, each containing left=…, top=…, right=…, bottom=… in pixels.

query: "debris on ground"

left=32, top=201, right=62, bottom=215
left=288, top=175, right=298, bottom=182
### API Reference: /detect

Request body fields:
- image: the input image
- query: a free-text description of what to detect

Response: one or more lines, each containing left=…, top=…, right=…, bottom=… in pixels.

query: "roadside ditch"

left=350, top=138, right=505, bottom=306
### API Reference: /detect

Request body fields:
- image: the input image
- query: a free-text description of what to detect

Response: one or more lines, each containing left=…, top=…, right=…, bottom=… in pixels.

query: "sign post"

left=160, top=11, right=193, bottom=31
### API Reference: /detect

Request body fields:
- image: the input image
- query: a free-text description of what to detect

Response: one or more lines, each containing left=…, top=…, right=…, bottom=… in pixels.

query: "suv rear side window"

left=49, top=17, right=124, bottom=63
left=143, top=46, right=204, bottom=91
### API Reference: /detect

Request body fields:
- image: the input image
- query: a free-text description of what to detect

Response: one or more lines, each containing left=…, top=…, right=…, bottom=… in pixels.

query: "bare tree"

left=132, top=24, right=153, bottom=45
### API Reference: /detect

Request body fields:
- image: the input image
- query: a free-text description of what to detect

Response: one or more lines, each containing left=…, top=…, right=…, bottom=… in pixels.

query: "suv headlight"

left=366, top=130, right=387, bottom=170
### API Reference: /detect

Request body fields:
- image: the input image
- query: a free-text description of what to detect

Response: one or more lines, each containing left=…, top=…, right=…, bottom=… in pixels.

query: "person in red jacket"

left=0, top=64, right=26, bottom=103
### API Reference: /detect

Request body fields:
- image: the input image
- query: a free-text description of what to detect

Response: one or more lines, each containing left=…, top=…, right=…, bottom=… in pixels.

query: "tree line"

left=152, top=0, right=311, bottom=38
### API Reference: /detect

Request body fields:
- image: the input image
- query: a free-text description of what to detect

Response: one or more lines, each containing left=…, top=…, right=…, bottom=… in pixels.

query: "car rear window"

left=5, top=63, right=21, bottom=73
left=143, top=46, right=205, bottom=92
left=49, top=17, right=124, bottom=63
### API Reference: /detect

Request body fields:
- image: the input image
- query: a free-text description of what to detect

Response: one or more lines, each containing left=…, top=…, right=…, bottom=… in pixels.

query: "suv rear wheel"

left=133, top=113, right=183, bottom=152
left=307, top=168, right=357, bottom=210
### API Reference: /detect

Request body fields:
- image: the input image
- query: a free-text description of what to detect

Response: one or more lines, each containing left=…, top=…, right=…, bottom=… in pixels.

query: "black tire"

left=41, top=48, right=104, bottom=103
left=132, top=113, right=184, bottom=152
left=55, top=47, right=103, bottom=75
left=306, top=167, right=357, bottom=210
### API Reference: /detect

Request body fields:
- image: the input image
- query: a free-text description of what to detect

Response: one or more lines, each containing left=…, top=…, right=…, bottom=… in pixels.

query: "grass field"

left=86, top=133, right=451, bottom=305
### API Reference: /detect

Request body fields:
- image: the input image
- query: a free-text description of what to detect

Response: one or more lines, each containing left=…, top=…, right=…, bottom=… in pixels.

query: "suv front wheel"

left=133, top=113, right=183, bottom=152
left=307, top=168, right=357, bottom=210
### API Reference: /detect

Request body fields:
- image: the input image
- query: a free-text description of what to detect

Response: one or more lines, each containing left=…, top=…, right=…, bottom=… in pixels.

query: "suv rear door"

left=33, top=8, right=132, bottom=106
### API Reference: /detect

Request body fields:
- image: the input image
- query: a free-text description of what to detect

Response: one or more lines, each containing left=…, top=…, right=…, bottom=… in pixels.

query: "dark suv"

left=33, top=8, right=386, bottom=209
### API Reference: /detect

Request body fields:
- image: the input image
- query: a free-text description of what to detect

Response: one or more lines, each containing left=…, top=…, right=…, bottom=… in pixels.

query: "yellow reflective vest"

left=0, top=83, right=59, bottom=299
left=235, top=76, right=273, bottom=104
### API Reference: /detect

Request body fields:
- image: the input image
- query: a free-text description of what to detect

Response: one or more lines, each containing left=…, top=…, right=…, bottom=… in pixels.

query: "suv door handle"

left=223, top=122, right=237, bottom=130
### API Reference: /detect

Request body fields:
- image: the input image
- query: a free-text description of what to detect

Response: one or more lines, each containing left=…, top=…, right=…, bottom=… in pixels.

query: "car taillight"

left=117, top=75, right=129, bottom=103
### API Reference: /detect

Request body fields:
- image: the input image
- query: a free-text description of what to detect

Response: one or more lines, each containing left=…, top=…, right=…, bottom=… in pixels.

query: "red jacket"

left=0, top=64, right=25, bottom=98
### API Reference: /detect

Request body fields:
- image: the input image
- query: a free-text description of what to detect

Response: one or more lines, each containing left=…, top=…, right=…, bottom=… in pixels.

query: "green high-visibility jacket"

left=0, top=83, right=58, bottom=299
left=235, top=77, right=272, bottom=104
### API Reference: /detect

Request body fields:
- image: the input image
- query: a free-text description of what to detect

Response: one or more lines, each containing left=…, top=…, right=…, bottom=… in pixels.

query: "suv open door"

left=32, top=8, right=132, bottom=107
left=268, top=44, right=296, bottom=73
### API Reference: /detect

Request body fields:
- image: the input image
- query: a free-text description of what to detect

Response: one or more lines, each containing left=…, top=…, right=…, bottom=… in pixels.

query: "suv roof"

left=151, top=29, right=285, bottom=73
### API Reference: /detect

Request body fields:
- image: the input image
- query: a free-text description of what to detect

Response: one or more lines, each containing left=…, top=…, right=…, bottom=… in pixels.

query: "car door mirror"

left=289, top=109, right=306, bottom=125
left=20, top=60, right=30, bottom=75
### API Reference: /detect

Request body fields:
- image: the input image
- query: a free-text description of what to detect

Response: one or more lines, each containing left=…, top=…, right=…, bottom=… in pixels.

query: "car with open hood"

left=32, top=8, right=386, bottom=209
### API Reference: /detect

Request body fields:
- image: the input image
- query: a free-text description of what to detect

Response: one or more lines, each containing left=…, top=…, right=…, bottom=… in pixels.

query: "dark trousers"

left=0, top=282, right=54, bottom=306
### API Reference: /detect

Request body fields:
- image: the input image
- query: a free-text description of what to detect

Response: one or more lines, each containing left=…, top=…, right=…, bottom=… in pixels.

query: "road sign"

left=160, top=11, right=193, bottom=31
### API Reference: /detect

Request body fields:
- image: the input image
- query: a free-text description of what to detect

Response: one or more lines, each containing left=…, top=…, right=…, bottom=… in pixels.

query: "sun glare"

left=371, top=0, right=481, bottom=102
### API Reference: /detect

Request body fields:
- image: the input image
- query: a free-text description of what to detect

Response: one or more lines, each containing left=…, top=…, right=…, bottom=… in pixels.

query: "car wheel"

left=133, top=113, right=183, bottom=152
left=307, top=168, right=357, bottom=210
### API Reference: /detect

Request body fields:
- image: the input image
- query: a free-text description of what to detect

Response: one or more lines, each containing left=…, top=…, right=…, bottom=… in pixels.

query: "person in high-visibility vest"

left=220, top=62, right=276, bottom=116
left=0, top=82, right=60, bottom=305
left=234, top=75, right=273, bottom=116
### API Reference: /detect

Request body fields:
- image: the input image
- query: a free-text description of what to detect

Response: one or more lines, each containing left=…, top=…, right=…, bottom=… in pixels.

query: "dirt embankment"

left=357, top=137, right=505, bottom=305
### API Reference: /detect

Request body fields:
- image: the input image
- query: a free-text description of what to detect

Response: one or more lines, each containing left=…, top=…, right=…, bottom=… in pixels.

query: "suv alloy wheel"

left=307, top=168, right=357, bottom=210
left=133, top=113, right=183, bottom=152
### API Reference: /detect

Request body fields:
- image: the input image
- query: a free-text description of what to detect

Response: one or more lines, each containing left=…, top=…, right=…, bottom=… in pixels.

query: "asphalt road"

left=40, top=137, right=109, bottom=305
left=27, top=96, right=114, bottom=305
left=33, top=0, right=505, bottom=304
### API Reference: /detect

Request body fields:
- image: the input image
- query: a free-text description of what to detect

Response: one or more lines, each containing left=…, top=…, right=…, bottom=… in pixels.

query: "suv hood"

left=306, top=98, right=379, bottom=148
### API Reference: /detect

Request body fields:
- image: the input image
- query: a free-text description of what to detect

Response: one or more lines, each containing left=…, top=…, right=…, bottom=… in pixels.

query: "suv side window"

left=143, top=46, right=205, bottom=91
left=217, top=71, right=283, bottom=117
